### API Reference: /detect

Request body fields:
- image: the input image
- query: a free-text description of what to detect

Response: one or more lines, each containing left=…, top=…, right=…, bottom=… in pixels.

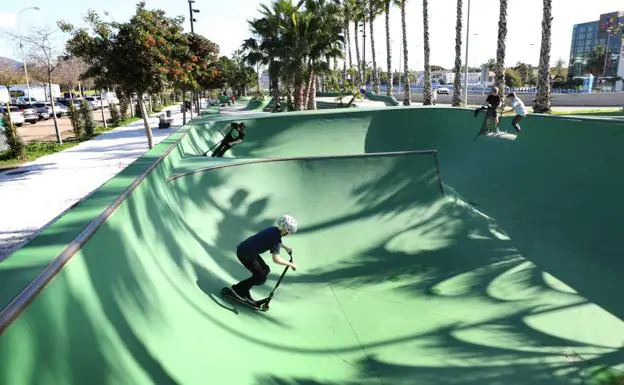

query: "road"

left=16, top=108, right=113, bottom=142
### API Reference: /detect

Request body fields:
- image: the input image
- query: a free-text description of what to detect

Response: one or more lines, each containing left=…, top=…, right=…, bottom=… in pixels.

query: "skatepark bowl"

left=1, top=104, right=624, bottom=385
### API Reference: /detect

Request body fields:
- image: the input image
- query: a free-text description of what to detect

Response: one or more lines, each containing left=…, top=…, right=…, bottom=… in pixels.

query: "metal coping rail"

left=166, top=150, right=442, bottom=184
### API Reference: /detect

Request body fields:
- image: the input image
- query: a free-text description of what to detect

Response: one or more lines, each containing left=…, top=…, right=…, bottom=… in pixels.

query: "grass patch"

left=551, top=108, right=624, bottom=116
left=91, top=116, right=142, bottom=137
left=0, top=140, right=80, bottom=169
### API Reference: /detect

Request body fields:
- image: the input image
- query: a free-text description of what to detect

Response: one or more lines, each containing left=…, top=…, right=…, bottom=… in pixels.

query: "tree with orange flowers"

left=60, top=2, right=205, bottom=149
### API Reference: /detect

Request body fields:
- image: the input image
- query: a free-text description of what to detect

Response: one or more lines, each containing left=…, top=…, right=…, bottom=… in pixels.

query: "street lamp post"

left=187, top=0, right=200, bottom=34
left=463, top=0, right=471, bottom=106
left=360, top=19, right=366, bottom=86
left=187, top=0, right=200, bottom=112
left=18, top=6, right=40, bottom=106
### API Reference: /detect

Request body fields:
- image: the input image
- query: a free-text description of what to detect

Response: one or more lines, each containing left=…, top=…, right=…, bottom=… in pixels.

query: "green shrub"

left=80, top=100, right=95, bottom=137
left=67, top=101, right=84, bottom=138
left=1, top=111, right=25, bottom=159
left=109, top=104, right=121, bottom=127
left=252, top=89, right=268, bottom=101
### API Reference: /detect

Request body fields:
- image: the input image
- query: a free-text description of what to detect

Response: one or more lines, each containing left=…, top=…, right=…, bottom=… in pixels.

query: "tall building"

left=568, top=11, right=624, bottom=89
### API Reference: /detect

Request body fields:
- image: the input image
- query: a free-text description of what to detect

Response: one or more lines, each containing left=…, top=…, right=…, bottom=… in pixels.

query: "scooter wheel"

left=260, top=303, right=269, bottom=311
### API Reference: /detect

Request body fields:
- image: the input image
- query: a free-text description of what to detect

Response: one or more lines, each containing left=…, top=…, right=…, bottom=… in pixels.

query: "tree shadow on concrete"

left=282, top=190, right=623, bottom=385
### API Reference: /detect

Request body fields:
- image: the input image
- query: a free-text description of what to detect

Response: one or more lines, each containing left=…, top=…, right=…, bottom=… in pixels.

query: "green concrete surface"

left=0, top=128, right=188, bottom=310
left=244, top=97, right=271, bottom=111
left=365, top=91, right=400, bottom=106
left=2, top=106, right=624, bottom=384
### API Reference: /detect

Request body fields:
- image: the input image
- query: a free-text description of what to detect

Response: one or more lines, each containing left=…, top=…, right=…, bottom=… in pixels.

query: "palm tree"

left=398, top=0, right=410, bottom=105
left=495, top=0, right=508, bottom=104
left=368, top=0, right=383, bottom=94
left=384, top=0, right=393, bottom=96
left=422, top=0, right=433, bottom=105
left=451, top=0, right=463, bottom=107
left=304, top=0, right=345, bottom=109
left=336, top=0, right=353, bottom=82
left=247, top=2, right=289, bottom=107
left=246, top=0, right=344, bottom=111
left=533, top=0, right=552, bottom=113
left=347, top=0, right=368, bottom=86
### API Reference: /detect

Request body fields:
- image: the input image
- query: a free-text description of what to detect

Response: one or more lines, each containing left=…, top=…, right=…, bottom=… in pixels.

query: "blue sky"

left=0, top=0, right=622, bottom=71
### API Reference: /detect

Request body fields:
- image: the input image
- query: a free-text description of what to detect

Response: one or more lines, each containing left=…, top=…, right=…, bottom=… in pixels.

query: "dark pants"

left=511, top=115, right=524, bottom=132
left=232, top=253, right=270, bottom=297
left=211, top=141, right=232, bottom=157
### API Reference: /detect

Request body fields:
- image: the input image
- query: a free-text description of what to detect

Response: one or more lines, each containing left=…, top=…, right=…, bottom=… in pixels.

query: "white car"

left=436, top=87, right=450, bottom=95
left=0, top=106, right=25, bottom=126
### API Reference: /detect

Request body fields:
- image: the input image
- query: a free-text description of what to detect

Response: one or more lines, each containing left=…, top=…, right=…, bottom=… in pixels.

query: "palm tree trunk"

left=451, top=0, right=463, bottom=107
left=353, top=21, right=362, bottom=86
left=385, top=0, right=393, bottom=96
left=307, top=62, right=316, bottom=110
left=369, top=2, right=380, bottom=95
left=286, top=82, right=293, bottom=110
left=303, top=62, right=310, bottom=109
left=534, top=0, right=552, bottom=113
left=401, top=0, right=411, bottom=105
left=343, top=25, right=349, bottom=81
left=294, top=76, right=305, bottom=111
left=422, top=0, right=433, bottom=105
left=495, top=0, right=508, bottom=105
left=346, top=22, right=353, bottom=69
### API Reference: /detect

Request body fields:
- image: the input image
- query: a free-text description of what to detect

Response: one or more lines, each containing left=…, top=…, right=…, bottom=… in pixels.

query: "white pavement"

left=0, top=106, right=185, bottom=261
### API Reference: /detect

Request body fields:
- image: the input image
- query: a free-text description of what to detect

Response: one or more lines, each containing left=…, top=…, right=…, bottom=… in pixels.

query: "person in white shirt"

left=505, top=92, right=527, bottom=132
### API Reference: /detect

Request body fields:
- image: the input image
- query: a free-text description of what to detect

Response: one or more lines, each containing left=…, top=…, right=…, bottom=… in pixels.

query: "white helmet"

left=277, top=214, right=298, bottom=234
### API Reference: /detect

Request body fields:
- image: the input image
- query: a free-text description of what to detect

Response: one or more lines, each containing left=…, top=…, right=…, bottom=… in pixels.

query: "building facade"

left=568, top=11, right=624, bottom=90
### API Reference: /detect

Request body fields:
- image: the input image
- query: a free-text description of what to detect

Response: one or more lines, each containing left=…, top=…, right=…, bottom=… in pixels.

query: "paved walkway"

left=0, top=106, right=184, bottom=261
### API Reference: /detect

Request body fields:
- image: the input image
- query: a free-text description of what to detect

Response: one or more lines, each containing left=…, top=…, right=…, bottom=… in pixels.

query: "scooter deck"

left=220, top=287, right=269, bottom=312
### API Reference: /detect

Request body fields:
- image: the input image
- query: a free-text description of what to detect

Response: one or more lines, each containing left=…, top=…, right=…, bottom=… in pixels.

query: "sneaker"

left=243, top=293, right=256, bottom=304
left=231, top=286, right=257, bottom=303
left=230, top=285, right=248, bottom=301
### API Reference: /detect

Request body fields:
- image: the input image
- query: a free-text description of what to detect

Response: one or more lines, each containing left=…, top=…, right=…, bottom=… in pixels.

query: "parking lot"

left=16, top=108, right=112, bottom=142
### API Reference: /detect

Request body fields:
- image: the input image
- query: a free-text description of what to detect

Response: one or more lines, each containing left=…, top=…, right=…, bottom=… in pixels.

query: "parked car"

left=15, top=96, right=37, bottom=105
left=16, top=105, right=39, bottom=124
left=33, top=102, right=53, bottom=120
left=56, top=98, right=83, bottom=110
left=0, top=127, right=7, bottom=152
left=0, top=106, right=25, bottom=126
left=85, top=96, right=109, bottom=109
left=53, top=102, right=68, bottom=117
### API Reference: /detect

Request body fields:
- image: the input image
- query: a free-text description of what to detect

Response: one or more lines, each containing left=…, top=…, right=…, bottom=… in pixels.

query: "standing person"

left=208, top=122, right=246, bottom=157
left=485, top=87, right=502, bottom=128
left=227, top=215, right=299, bottom=304
left=505, top=92, right=527, bottom=132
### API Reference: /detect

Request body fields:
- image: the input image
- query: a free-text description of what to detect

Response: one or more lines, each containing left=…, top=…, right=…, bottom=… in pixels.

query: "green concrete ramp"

left=2, top=149, right=622, bottom=384
left=2, top=107, right=624, bottom=385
